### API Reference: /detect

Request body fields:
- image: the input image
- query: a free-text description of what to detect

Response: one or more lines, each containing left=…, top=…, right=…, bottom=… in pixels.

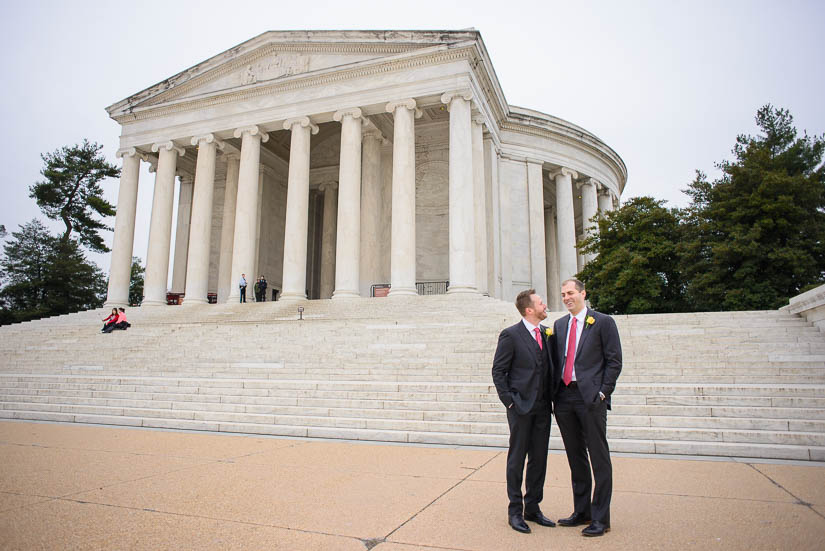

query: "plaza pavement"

left=1, top=421, right=823, bottom=550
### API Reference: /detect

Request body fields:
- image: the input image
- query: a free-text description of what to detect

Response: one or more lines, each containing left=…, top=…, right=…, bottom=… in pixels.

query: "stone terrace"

left=0, top=295, right=823, bottom=460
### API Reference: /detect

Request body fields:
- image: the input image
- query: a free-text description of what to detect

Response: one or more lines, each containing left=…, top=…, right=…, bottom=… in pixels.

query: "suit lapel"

left=517, top=322, right=541, bottom=355
left=557, top=315, right=571, bottom=365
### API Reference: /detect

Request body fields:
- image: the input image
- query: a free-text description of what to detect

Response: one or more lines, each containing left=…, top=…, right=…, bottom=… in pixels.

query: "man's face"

left=528, top=294, right=548, bottom=321
left=561, top=282, right=586, bottom=315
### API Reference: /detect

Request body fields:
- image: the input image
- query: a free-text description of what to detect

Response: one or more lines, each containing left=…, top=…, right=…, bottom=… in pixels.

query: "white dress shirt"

left=564, top=309, right=587, bottom=382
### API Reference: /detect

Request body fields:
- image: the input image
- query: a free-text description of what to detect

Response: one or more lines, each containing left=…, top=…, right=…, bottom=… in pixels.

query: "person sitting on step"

left=101, top=308, right=118, bottom=333
left=113, top=307, right=131, bottom=331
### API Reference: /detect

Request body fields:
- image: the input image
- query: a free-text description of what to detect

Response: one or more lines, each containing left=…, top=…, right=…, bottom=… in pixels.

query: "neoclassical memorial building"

left=104, top=30, right=626, bottom=310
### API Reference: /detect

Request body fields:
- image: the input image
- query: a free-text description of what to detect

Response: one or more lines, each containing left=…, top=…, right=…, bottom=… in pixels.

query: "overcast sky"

left=1, top=0, right=823, bottom=275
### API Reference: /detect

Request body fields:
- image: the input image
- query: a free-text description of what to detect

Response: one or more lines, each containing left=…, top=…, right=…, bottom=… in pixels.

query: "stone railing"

left=783, top=284, right=825, bottom=332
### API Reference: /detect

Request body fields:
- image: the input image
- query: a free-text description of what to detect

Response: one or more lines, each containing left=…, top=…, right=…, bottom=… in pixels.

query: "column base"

left=140, top=300, right=167, bottom=307
left=388, top=287, right=418, bottom=297
left=279, top=292, right=307, bottom=302
left=181, top=298, right=208, bottom=306
left=447, top=285, right=479, bottom=294
left=103, top=299, right=128, bottom=308
left=332, top=290, right=360, bottom=299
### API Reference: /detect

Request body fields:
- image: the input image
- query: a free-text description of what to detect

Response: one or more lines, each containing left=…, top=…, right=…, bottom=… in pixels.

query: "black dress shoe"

left=582, top=520, right=610, bottom=537
left=557, top=512, right=592, bottom=527
left=524, top=511, right=556, bottom=527
left=508, top=514, right=531, bottom=533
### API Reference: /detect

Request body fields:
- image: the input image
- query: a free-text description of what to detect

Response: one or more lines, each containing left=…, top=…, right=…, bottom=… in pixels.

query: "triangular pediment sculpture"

left=108, top=31, right=478, bottom=117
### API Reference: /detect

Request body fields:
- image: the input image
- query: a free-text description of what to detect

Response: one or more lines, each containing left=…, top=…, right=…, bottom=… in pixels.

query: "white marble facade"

left=104, top=30, right=626, bottom=308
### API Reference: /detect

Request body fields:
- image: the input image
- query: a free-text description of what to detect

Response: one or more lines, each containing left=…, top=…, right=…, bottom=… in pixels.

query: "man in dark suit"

left=552, top=278, right=622, bottom=537
left=492, top=289, right=558, bottom=534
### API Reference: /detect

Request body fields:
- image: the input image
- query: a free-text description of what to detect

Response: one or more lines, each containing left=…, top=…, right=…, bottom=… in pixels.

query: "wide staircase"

left=0, top=295, right=823, bottom=461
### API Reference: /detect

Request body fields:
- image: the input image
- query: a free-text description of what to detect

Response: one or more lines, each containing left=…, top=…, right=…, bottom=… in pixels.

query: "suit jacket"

left=492, top=322, right=557, bottom=415
left=552, top=309, right=622, bottom=409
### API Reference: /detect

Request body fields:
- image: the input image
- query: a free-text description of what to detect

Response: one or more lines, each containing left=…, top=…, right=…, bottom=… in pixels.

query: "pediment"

left=142, top=47, right=410, bottom=107
left=109, top=31, right=480, bottom=117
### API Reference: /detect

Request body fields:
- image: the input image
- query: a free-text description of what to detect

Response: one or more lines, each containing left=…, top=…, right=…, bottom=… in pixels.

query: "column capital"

left=190, top=134, right=225, bottom=149
left=385, top=98, right=422, bottom=118
left=178, top=174, right=194, bottom=185
left=550, top=167, right=578, bottom=180
left=151, top=141, right=186, bottom=156
left=319, top=181, right=338, bottom=192
left=146, top=155, right=159, bottom=173
left=283, top=116, right=319, bottom=134
left=221, top=151, right=241, bottom=162
left=576, top=177, right=598, bottom=190
left=362, top=118, right=385, bottom=141
left=440, top=89, right=474, bottom=107
left=233, top=125, right=270, bottom=142
left=471, top=112, right=487, bottom=127
left=116, top=147, right=138, bottom=159
left=333, top=107, right=363, bottom=122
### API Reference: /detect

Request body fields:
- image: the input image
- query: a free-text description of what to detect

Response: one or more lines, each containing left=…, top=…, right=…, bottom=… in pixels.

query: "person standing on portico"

left=239, top=273, right=247, bottom=303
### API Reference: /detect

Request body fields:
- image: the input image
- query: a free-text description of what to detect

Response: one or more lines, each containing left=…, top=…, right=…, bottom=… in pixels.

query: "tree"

left=0, top=220, right=106, bottom=325
left=0, top=220, right=58, bottom=323
left=578, top=197, right=690, bottom=314
left=29, top=140, right=119, bottom=253
left=681, top=105, right=825, bottom=311
left=129, top=257, right=145, bottom=306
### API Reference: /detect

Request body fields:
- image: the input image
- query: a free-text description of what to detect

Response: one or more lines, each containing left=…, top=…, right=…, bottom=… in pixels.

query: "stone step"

left=3, top=375, right=824, bottom=397
left=2, top=297, right=823, bottom=461
left=5, top=391, right=824, bottom=424
left=6, top=396, right=824, bottom=433
left=3, top=402, right=824, bottom=446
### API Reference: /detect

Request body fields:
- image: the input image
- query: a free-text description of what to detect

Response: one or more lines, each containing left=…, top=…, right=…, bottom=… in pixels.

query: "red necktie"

left=563, top=317, right=577, bottom=385
left=534, top=327, right=543, bottom=350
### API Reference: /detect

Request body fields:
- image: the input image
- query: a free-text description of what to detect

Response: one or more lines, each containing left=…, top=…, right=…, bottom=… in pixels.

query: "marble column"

left=228, top=126, right=268, bottom=303
left=441, top=90, right=476, bottom=294
left=527, top=158, right=547, bottom=298
left=182, top=134, right=223, bottom=305
left=472, top=114, right=488, bottom=296
left=280, top=116, right=318, bottom=301
left=360, top=125, right=383, bottom=297
left=105, top=148, right=141, bottom=307
left=170, top=175, right=193, bottom=294
left=553, top=167, right=579, bottom=284
left=598, top=184, right=614, bottom=213
left=386, top=98, right=420, bottom=296
left=579, top=177, right=599, bottom=265
left=332, top=107, right=363, bottom=299
left=253, top=166, right=265, bottom=281
left=544, top=205, right=560, bottom=311
left=319, top=182, right=338, bottom=299
left=143, top=142, right=185, bottom=305
left=217, top=154, right=240, bottom=302
left=485, top=139, right=502, bottom=299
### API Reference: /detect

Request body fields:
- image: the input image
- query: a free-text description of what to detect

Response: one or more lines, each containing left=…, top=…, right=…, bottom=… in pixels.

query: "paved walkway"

left=1, top=421, right=823, bottom=550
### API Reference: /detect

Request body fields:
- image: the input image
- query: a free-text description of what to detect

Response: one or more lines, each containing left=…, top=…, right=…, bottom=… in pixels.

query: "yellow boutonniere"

left=585, top=316, right=596, bottom=326
left=544, top=327, right=553, bottom=337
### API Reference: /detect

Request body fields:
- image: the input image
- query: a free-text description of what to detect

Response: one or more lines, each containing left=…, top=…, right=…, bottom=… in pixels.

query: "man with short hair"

left=552, top=278, right=622, bottom=537
left=239, top=274, right=247, bottom=303
left=492, top=289, right=558, bottom=534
